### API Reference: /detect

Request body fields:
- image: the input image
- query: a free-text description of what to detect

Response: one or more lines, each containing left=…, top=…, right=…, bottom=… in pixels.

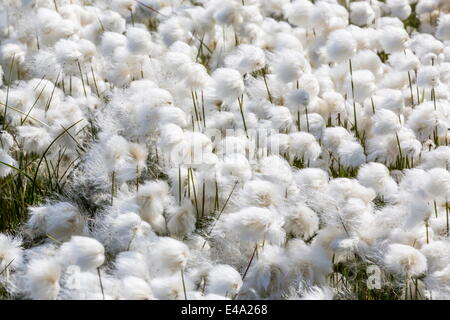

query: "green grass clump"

left=0, top=121, right=85, bottom=233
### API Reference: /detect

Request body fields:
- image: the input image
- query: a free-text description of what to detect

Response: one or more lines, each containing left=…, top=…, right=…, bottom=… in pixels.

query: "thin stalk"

left=77, top=61, right=87, bottom=98
left=201, top=180, right=205, bottom=218
left=237, top=95, right=248, bottom=138
left=95, top=13, right=105, bottom=32
left=404, top=275, right=408, bottom=300
left=45, top=72, right=60, bottom=112
left=191, top=91, right=200, bottom=123
left=136, top=166, right=139, bottom=192
left=187, top=167, right=191, bottom=197
left=189, top=168, right=199, bottom=217
left=201, top=91, right=206, bottom=128
left=432, top=87, right=436, bottom=110
left=91, top=66, right=100, bottom=97
left=178, top=167, right=182, bottom=205
left=202, top=181, right=239, bottom=249
left=395, top=131, right=403, bottom=161
left=349, top=59, right=359, bottom=138
left=21, top=80, right=49, bottom=125
left=262, top=71, right=273, bottom=104
left=242, top=244, right=258, bottom=280
left=127, top=228, right=137, bottom=251
left=446, top=200, right=449, bottom=237
left=36, top=32, right=40, bottom=51
left=97, top=268, right=105, bottom=300
left=111, top=171, right=116, bottom=205
left=214, top=178, right=219, bottom=211
left=3, top=53, right=15, bottom=130
left=415, top=71, right=420, bottom=104
left=0, top=259, right=15, bottom=276
left=305, top=105, right=310, bottom=132
left=415, top=278, right=419, bottom=300
left=408, top=71, right=414, bottom=107
left=181, top=269, right=187, bottom=300
left=130, top=9, right=135, bottom=26
left=434, top=200, right=438, bottom=218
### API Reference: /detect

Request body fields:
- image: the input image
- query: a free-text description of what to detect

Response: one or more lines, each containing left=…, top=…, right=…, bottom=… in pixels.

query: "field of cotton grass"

left=0, top=0, right=450, bottom=301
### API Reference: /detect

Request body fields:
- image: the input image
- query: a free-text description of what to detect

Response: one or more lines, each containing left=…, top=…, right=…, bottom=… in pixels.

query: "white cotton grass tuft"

left=60, top=236, right=105, bottom=271
left=150, top=273, right=194, bottom=300
left=205, top=264, right=242, bottom=297
left=384, top=244, right=428, bottom=277
left=151, top=237, right=190, bottom=273
left=102, top=212, right=155, bottom=253
left=220, top=207, right=285, bottom=246
left=120, top=276, right=154, bottom=300
left=436, top=14, right=450, bottom=41
left=325, top=29, right=357, bottom=63
left=26, top=202, right=85, bottom=241
left=1, top=0, right=450, bottom=302
left=288, top=132, right=322, bottom=164
left=350, top=2, right=375, bottom=26
left=344, top=70, right=376, bottom=102
left=357, top=162, right=398, bottom=202
left=113, top=251, right=150, bottom=281
left=224, top=44, right=266, bottom=74
left=372, top=108, right=401, bottom=135
left=0, top=149, right=16, bottom=178
left=24, top=258, right=61, bottom=300
left=0, top=234, right=22, bottom=275
left=240, top=244, right=289, bottom=299
left=283, top=204, right=319, bottom=240
left=421, top=241, right=450, bottom=273
left=286, top=0, right=314, bottom=28
left=424, top=168, right=450, bottom=199
left=378, top=26, right=409, bottom=53
left=267, top=106, right=293, bottom=131
left=417, top=66, right=440, bottom=88
left=337, top=140, right=366, bottom=169
left=287, top=89, right=310, bottom=109
left=239, top=179, right=283, bottom=208
left=271, top=49, right=309, bottom=83
left=385, top=0, right=411, bottom=21
left=0, top=131, right=14, bottom=150
left=295, top=168, right=329, bottom=193
left=184, top=63, right=211, bottom=91
left=126, top=27, right=152, bottom=55
left=166, top=202, right=197, bottom=239
left=298, top=286, right=334, bottom=300
left=136, top=180, right=170, bottom=234
left=212, top=68, right=244, bottom=103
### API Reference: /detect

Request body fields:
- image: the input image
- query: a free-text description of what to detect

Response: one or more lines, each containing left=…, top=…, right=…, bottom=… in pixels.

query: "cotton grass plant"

left=0, top=0, right=449, bottom=301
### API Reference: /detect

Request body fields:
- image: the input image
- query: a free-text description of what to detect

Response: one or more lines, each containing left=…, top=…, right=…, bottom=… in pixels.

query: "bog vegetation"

left=0, top=0, right=450, bottom=300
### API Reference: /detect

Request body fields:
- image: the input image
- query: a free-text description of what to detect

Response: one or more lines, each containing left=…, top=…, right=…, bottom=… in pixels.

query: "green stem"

left=349, top=59, right=358, bottom=138
left=242, top=244, right=258, bottom=280
left=181, top=269, right=187, bottom=300
left=238, top=95, right=248, bottom=138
